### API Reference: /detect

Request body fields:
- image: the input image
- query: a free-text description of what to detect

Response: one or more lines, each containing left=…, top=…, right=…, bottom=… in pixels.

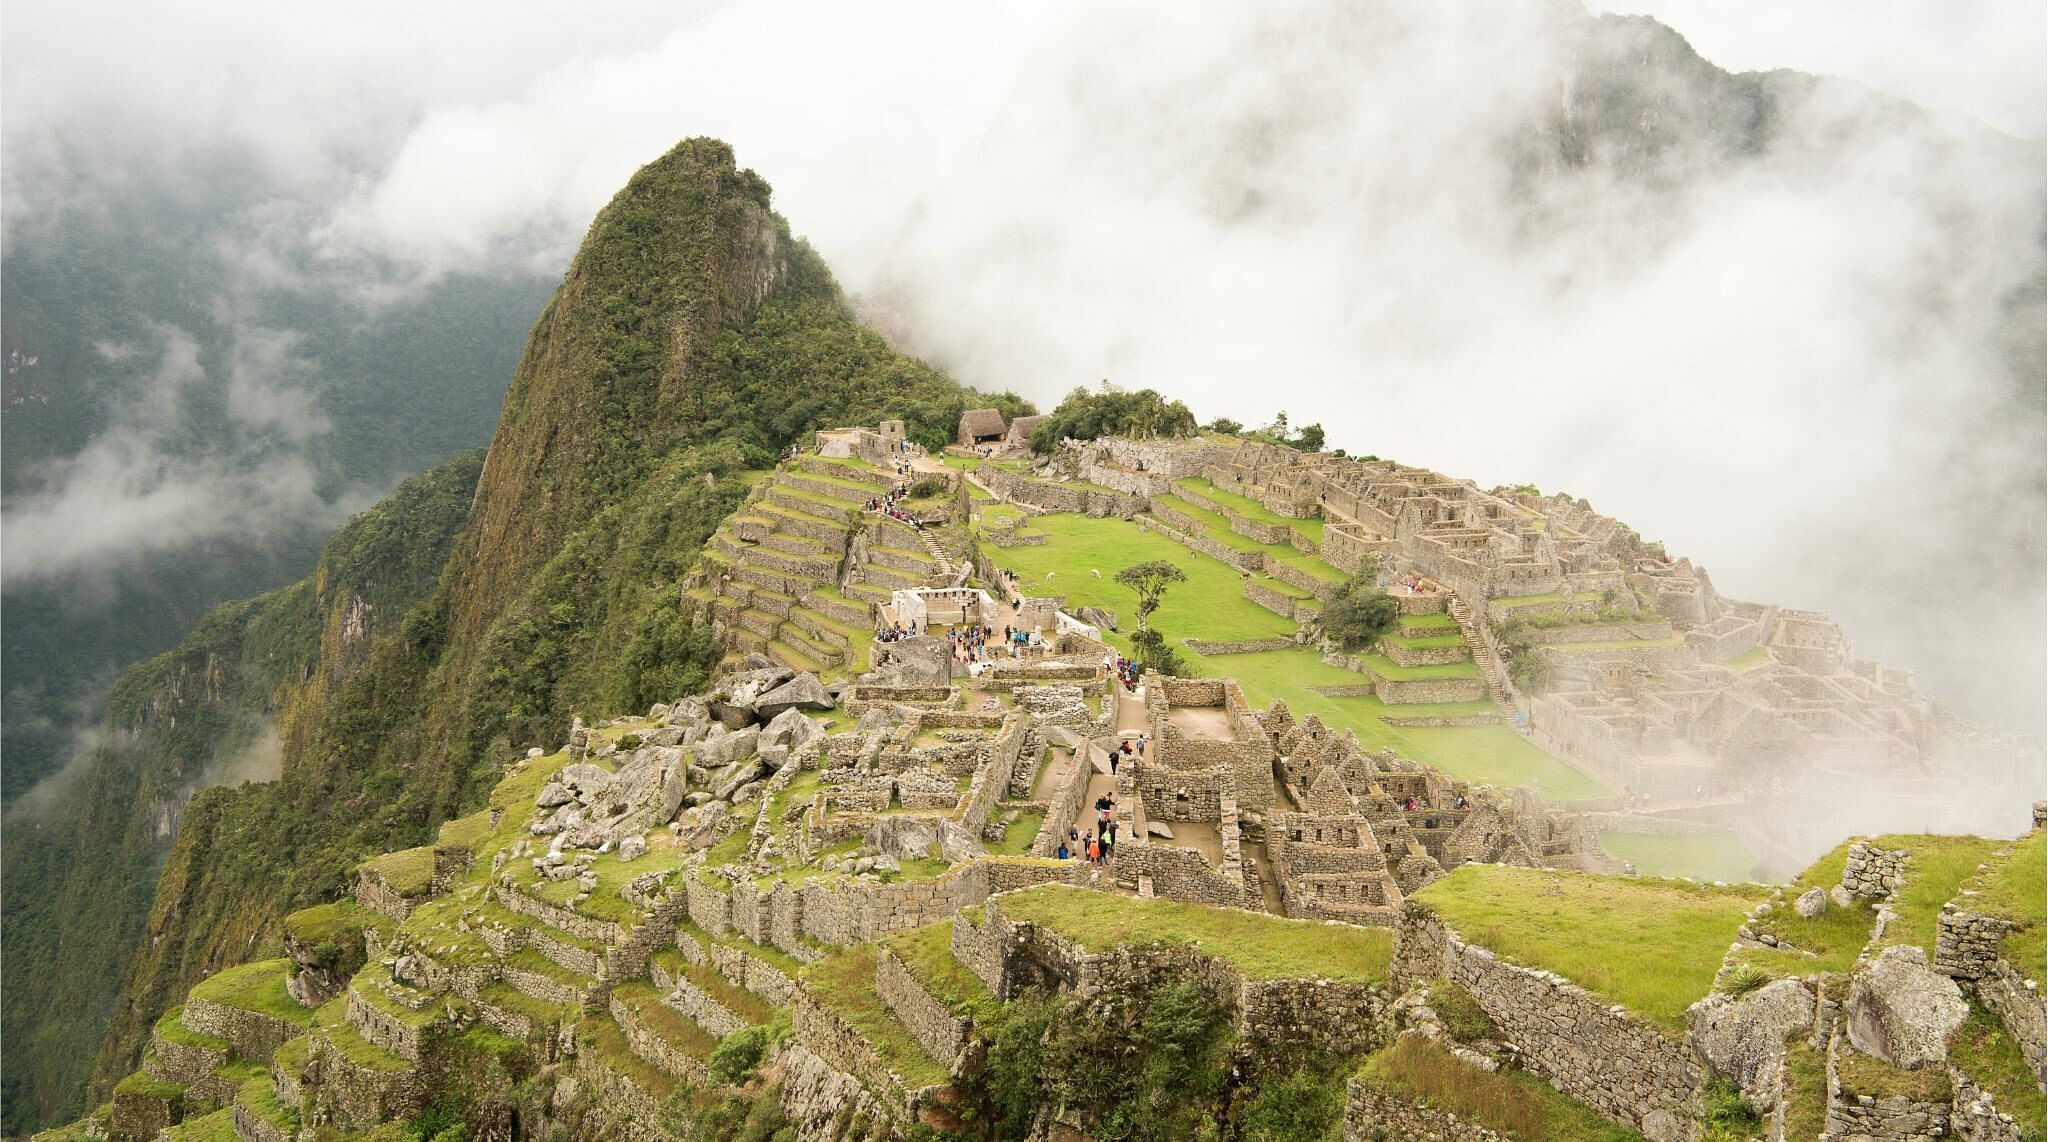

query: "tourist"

left=1088, top=836, right=1101, bottom=863
left=1108, top=751, right=1118, bottom=776
left=1057, top=841, right=1069, bottom=860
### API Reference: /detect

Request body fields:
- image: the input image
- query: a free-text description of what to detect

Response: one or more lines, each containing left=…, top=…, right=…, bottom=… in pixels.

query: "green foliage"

left=1027, top=383, right=1196, bottom=452
left=1429, top=984, right=1498, bottom=1041
left=1694, top=1078, right=1761, bottom=1141
left=707, top=1025, right=773, bottom=1087
left=1238, top=1060, right=1346, bottom=1141
left=1114, top=560, right=1187, bottom=630
left=1507, top=649, right=1554, bottom=694
left=1206, top=417, right=1244, bottom=435
left=1318, top=571, right=1399, bottom=650
left=975, top=979, right=1236, bottom=1141
left=1129, top=627, right=1184, bottom=677
left=1357, top=1036, right=1636, bottom=1140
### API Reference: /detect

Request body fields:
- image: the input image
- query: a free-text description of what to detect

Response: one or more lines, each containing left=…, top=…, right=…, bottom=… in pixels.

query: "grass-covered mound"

left=800, top=945, right=952, bottom=1090
left=995, top=883, right=1392, bottom=982
left=1963, top=829, right=2045, bottom=981
left=1408, top=866, right=1766, bottom=1031
left=187, top=960, right=314, bottom=1027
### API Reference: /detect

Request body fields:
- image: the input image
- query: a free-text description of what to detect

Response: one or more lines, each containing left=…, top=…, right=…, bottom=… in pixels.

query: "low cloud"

left=3, top=0, right=2041, bottom=738
left=0, top=323, right=363, bottom=582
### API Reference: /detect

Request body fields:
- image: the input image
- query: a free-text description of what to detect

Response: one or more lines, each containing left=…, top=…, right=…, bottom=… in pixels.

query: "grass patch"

left=612, top=981, right=719, bottom=1059
left=154, top=1007, right=228, bottom=1052
left=234, top=1076, right=294, bottom=1132
left=1734, top=841, right=1875, bottom=977
left=990, top=811, right=1046, bottom=857
left=1951, top=1005, right=2046, bottom=1140
left=1721, top=647, right=1772, bottom=671
left=364, top=845, right=437, bottom=896
left=1968, top=830, right=2046, bottom=983
left=1355, top=1037, right=1636, bottom=1140
left=982, top=513, right=1298, bottom=648
left=1599, top=831, right=1761, bottom=883
left=1781, top=1037, right=1828, bottom=1142
left=1873, top=834, right=2006, bottom=956
left=996, top=883, right=1391, bottom=982
left=802, top=945, right=952, bottom=1089
left=577, top=1015, right=679, bottom=1101
left=190, top=959, right=315, bottom=1026
left=163, top=1108, right=236, bottom=1141
left=882, top=922, right=998, bottom=1020
left=1835, top=1042, right=1951, bottom=1103
left=1356, top=653, right=1480, bottom=681
left=114, top=1071, right=184, bottom=1099
left=1410, top=866, right=1767, bottom=1032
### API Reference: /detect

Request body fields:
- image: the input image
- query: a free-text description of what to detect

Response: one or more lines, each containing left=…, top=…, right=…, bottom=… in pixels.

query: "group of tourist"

left=1106, top=653, right=1141, bottom=692
left=875, top=620, right=920, bottom=643
left=862, top=482, right=924, bottom=528
left=1056, top=795, right=1121, bottom=863
left=950, top=623, right=995, bottom=665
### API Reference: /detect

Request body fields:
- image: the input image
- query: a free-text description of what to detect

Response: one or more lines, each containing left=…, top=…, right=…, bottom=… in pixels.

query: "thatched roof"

left=1003, top=414, right=1049, bottom=444
left=958, top=408, right=1008, bottom=440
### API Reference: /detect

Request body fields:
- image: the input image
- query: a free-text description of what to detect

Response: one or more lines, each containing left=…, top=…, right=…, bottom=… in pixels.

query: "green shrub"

left=1238, top=1062, right=1345, bottom=1141
left=707, top=1025, right=772, bottom=1087
left=1430, top=984, right=1497, bottom=1041
left=1319, top=571, right=1399, bottom=650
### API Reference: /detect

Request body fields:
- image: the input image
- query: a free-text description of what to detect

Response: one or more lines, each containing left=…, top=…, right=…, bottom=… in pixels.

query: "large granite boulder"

left=1688, top=979, right=1814, bottom=1110
left=697, top=727, right=759, bottom=768
left=680, top=801, right=733, bottom=850
left=762, top=707, right=824, bottom=753
left=1845, top=945, right=1968, bottom=1069
left=868, top=816, right=938, bottom=862
left=1078, top=605, right=1118, bottom=631
left=709, top=668, right=795, bottom=728
left=713, top=759, right=768, bottom=802
left=755, top=673, right=834, bottom=720
left=536, top=782, right=574, bottom=810
left=557, top=763, right=613, bottom=804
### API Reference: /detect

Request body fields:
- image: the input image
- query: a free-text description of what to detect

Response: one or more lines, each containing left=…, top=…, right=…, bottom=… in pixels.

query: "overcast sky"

left=3, top=0, right=2043, bottom=731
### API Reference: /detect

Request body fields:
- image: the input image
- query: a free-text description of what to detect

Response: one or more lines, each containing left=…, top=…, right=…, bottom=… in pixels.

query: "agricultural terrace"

left=1409, top=865, right=1768, bottom=1032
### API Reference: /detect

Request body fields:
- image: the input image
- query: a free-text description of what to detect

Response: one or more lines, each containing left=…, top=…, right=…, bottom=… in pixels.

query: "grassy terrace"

left=1598, top=830, right=1762, bottom=884
left=1205, top=648, right=1601, bottom=798
left=1966, top=829, right=2045, bottom=981
left=995, top=883, right=1392, bottom=982
left=803, top=945, right=952, bottom=1089
left=365, top=844, right=436, bottom=896
left=578, top=1015, right=679, bottom=1101
left=989, top=810, right=1045, bottom=856
left=154, top=1007, right=228, bottom=1052
left=1952, top=1006, right=2046, bottom=1137
left=1872, top=834, right=2006, bottom=956
left=1410, top=866, right=1767, bottom=1032
left=189, top=959, right=314, bottom=1026
left=163, top=1108, right=236, bottom=1141
left=1355, top=1037, right=1636, bottom=1141
left=882, top=922, right=998, bottom=1019
left=1355, top=652, right=1479, bottom=681
left=1721, top=647, right=1773, bottom=671
left=1734, top=841, right=1877, bottom=977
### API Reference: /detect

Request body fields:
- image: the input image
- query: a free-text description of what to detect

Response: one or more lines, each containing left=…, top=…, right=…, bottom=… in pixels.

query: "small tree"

left=1114, top=560, right=1186, bottom=631
left=1130, top=627, right=1184, bottom=677
left=1319, top=570, right=1399, bottom=650
left=1295, top=423, right=1325, bottom=452
left=1207, top=417, right=1244, bottom=435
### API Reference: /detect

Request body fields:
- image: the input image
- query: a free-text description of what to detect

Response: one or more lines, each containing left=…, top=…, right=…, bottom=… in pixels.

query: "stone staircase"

left=1447, top=593, right=1515, bottom=715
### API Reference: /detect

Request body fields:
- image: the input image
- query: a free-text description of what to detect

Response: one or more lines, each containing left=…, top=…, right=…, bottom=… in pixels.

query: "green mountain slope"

left=10, top=139, right=1021, bottom=1131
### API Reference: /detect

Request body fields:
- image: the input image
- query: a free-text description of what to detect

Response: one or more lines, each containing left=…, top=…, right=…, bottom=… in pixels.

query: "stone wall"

left=181, top=998, right=303, bottom=1066
left=706, top=940, right=798, bottom=1007
left=790, top=992, right=932, bottom=1113
left=667, top=974, right=749, bottom=1038
left=1393, top=908, right=1698, bottom=1133
left=1184, top=636, right=1296, bottom=655
left=875, top=946, right=971, bottom=1069
left=1343, top=1080, right=1507, bottom=1141
left=309, top=1033, right=427, bottom=1126
left=1373, top=674, right=1487, bottom=705
left=352, top=867, right=420, bottom=923
left=1938, top=901, right=2046, bottom=1085
left=1842, top=842, right=1910, bottom=899
left=608, top=992, right=708, bottom=1083
left=1133, top=513, right=1267, bottom=571
left=1243, top=579, right=1313, bottom=621
left=1115, top=841, right=1258, bottom=910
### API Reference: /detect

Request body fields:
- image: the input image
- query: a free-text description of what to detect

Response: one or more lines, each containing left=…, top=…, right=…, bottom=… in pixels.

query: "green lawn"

left=1598, top=830, right=1763, bottom=883
left=882, top=922, right=998, bottom=1019
left=1734, top=840, right=1877, bottom=977
left=1192, top=648, right=1606, bottom=799
left=990, top=811, right=1046, bottom=857
left=1356, top=653, right=1480, bottom=681
left=981, top=513, right=1297, bottom=648
left=1722, top=647, right=1772, bottom=671
left=1410, top=866, right=1768, bottom=1032
left=995, top=883, right=1392, bottom=982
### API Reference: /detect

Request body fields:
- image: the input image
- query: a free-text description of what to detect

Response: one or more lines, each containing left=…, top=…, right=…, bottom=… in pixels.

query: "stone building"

left=957, top=409, right=1007, bottom=447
